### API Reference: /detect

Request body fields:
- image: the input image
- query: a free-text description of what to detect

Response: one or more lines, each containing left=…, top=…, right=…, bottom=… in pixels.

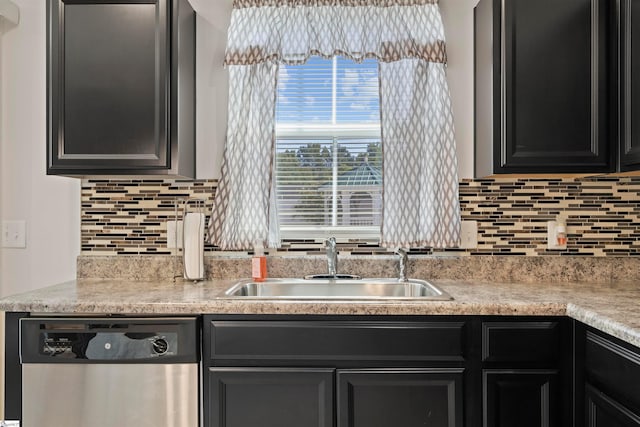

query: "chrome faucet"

left=395, top=248, right=409, bottom=282
left=326, top=237, right=338, bottom=277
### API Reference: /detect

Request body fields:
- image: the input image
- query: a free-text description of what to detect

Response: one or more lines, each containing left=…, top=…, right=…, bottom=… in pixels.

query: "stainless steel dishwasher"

left=20, top=317, right=199, bottom=427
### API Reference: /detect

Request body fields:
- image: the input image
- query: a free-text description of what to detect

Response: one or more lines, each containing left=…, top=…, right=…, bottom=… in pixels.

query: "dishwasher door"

left=20, top=317, right=199, bottom=427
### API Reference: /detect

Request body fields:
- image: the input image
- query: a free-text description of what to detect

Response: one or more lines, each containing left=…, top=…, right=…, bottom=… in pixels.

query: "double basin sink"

left=221, top=277, right=452, bottom=301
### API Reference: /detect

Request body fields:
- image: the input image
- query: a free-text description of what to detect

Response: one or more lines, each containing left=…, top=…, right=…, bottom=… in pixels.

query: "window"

left=275, top=56, right=382, bottom=239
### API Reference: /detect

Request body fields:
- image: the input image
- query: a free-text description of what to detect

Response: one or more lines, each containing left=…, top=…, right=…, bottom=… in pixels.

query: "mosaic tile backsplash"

left=81, top=177, right=640, bottom=256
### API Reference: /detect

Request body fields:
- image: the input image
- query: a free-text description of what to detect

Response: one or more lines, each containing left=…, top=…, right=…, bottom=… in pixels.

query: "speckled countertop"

left=1, top=277, right=639, bottom=348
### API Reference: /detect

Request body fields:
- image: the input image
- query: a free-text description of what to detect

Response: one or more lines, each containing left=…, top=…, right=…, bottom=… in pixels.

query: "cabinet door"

left=337, top=368, right=464, bottom=427
left=620, top=0, right=640, bottom=170
left=483, top=370, right=559, bottom=427
left=502, top=0, right=613, bottom=173
left=584, top=330, right=640, bottom=412
left=47, top=0, right=170, bottom=173
left=586, top=384, right=640, bottom=427
left=208, top=367, right=334, bottom=427
left=474, top=0, right=614, bottom=175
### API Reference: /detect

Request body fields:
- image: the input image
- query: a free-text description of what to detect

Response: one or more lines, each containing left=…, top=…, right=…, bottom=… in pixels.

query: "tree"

left=276, top=140, right=381, bottom=226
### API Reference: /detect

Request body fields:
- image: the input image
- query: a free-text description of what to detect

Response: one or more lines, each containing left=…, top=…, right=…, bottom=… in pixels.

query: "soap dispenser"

left=252, top=241, right=267, bottom=282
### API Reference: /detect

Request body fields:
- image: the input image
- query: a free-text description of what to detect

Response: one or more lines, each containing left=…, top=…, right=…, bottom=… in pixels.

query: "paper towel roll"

left=183, top=212, right=205, bottom=280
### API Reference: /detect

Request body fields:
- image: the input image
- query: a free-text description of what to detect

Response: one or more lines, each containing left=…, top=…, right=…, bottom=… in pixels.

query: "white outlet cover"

left=459, top=220, right=478, bottom=249
left=547, top=220, right=567, bottom=250
left=2, top=220, right=26, bottom=248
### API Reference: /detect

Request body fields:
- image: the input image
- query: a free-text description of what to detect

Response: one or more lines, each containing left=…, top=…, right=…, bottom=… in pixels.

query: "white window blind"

left=275, top=56, right=382, bottom=239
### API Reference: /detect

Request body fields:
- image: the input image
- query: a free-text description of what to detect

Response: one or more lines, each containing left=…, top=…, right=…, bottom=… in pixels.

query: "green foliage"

left=276, top=140, right=381, bottom=225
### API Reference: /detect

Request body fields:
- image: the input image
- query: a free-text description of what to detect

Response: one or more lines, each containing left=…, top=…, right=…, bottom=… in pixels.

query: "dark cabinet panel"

left=584, top=330, right=640, bottom=412
left=4, top=312, right=28, bottom=421
left=47, top=0, right=195, bottom=177
left=482, top=321, right=560, bottom=363
left=63, top=3, right=161, bottom=158
left=586, top=384, right=640, bottom=427
left=474, top=0, right=614, bottom=175
left=483, top=370, right=560, bottom=427
left=620, top=0, right=640, bottom=170
left=209, top=320, right=466, bottom=363
left=208, top=367, right=334, bottom=427
left=337, top=369, right=464, bottom=427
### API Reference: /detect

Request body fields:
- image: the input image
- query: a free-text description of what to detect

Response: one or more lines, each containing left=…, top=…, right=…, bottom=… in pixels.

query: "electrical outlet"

left=167, top=220, right=183, bottom=249
left=547, top=220, right=567, bottom=250
left=459, top=220, right=478, bottom=249
left=2, top=220, right=27, bottom=248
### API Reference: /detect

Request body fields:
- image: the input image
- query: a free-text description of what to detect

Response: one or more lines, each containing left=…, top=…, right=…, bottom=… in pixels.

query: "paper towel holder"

left=172, top=198, right=206, bottom=282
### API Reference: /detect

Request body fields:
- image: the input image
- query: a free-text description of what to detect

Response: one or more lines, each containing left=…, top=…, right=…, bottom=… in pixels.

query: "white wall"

left=191, top=0, right=232, bottom=179
left=441, top=0, right=478, bottom=179
left=0, top=0, right=80, bottom=299
left=1, top=2, right=81, bottom=415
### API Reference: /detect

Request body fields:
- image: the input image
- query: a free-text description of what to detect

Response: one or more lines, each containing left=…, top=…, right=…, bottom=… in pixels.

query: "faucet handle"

left=326, top=237, right=338, bottom=276
left=395, top=248, right=409, bottom=282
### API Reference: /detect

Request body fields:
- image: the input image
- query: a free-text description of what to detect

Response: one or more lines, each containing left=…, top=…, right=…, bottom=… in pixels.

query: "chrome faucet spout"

left=395, top=248, right=409, bottom=282
left=326, top=237, right=338, bottom=277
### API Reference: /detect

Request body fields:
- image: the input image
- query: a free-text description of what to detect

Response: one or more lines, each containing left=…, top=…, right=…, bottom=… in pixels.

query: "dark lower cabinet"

left=203, top=316, right=470, bottom=427
left=578, top=326, right=640, bottom=427
left=208, top=367, right=334, bottom=427
left=207, top=367, right=465, bottom=427
left=585, top=384, right=640, bottom=427
left=337, top=369, right=464, bottom=427
left=202, top=316, right=577, bottom=427
left=483, top=370, right=559, bottom=427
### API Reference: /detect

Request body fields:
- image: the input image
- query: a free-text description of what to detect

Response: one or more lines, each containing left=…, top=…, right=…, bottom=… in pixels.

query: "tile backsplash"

left=81, top=177, right=640, bottom=256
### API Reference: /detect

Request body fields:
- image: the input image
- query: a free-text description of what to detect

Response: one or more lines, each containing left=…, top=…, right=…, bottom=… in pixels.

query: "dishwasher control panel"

left=20, top=317, right=199, bottom=363
left=39, top=331, right=178, bottom=359
left=43, top=335, right=74, bottom=355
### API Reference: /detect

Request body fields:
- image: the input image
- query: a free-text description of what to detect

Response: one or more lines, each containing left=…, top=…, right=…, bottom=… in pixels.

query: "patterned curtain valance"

left=224, top=0, right=448, bottom=65
left=232, top=0, right=438, bottom=7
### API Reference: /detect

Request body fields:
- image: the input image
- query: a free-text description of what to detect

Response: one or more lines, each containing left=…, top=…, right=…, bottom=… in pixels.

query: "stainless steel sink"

left=220, top=278, right=453, bottom=300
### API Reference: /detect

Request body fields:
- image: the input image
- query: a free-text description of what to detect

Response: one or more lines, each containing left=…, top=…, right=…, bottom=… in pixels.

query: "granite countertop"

left=1, top=278, right=639, bottom=348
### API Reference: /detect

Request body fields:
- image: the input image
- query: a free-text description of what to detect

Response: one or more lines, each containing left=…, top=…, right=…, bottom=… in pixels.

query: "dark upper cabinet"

left=47, top=0, right=195, bottom=177
left=474, top=0, right=615, bottom=176
left=619, top=0, right=640, bottom=171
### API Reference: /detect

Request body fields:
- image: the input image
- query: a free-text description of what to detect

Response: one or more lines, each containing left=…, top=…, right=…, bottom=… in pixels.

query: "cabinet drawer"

left=209, top=321, right=466, bottom=363
left=585, top=330, right=640, bottom=412
left=482, top=321, right=561, bottom=363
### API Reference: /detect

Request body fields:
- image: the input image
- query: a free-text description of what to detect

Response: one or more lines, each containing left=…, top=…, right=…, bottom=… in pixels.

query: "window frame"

left=276, top=116, right=382, bottom=241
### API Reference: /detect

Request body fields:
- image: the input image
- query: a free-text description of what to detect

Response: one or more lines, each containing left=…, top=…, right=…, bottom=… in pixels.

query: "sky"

left=276, top=56, right=381, bottom=125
